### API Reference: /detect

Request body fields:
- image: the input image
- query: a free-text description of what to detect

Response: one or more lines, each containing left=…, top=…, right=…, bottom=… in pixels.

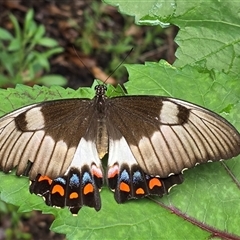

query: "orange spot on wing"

left=38, top=175, right=52, bottom=185
left=136, top=188, right=145, bottom=195
left=83, top=183, right=94, bottom=195
left=120, top=182, right=130, bottom=192
left=149, top=178, right=162, bottom=189
left=52, top=185, right=65, bottom=196
left=70, top=192, right=79, bottom=199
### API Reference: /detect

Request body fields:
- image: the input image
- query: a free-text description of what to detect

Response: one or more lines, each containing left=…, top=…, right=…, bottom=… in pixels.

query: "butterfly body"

left=0, top=84, right=240, bottom=214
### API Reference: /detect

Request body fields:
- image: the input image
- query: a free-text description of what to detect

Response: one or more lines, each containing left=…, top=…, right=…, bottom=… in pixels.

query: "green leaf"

left=37, top=75, right=67, bottom=86
left=32, top=52, right=50, bottom=71
left=1, top=1, right=240, bottom=238
left=172, top=1, right=240, bottom=76
left=8, top=38, right=21, bottom=51
left=23, top=63, right=37, bottom=82
left=37, top=37, right=59, bottom=47
left=24, top=20, right=37, bottom=40
left=0, top=63, right=240, bottom=239
left=0, top=170, right=208, bottom=239
left=41, top=47, right=64, bottom=58
left=0, top=51, right=15, bottom=77
left=32, top=25, right=46, bottom=43
left=9, top=13, right=21, bottom=42
left=104, top=0, right=240, bottom=77
left=24, top=50, right=37, bottom=65
left=103, top=0, right=175, bottom=26
left=125, top=61, right=239, bottom=115
left=0, top=28, right=13, bottom=40
left=0, top=84, right=95, bottom=116
left=24, top=9, right=34, bottom=35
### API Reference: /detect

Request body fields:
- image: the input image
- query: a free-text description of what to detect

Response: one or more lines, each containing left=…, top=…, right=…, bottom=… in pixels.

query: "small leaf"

left=0, top=51, right=15, bottom=76
left=37, top=75, right=67, bottom=86
left=24, top=9, right=34, bottom=34
left=31, top=25, right=46, bottom=44
left=25, top=20, right=37, bottom=40
left=33, top=52, right=50, bottom=71
left=9, top=14, right=21, bottom=42
left=41, top=47, right=64, bottom=58
left=0, top=28, right=13, bottom=40
left=36, top=37, right=59, bottom=47
left=24, top=51, right=37, bottom=65
left=8, top=38, right=21, bottom=51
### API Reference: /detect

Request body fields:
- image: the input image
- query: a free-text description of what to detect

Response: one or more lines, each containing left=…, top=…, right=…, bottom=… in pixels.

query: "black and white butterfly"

left=0, top=84, right=240, bottom=214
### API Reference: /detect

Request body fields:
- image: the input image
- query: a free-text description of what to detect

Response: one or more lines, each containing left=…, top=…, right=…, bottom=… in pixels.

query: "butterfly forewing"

left=106, top=96, right=240, bottom=177
left=0, top=99, right=98, bottom=179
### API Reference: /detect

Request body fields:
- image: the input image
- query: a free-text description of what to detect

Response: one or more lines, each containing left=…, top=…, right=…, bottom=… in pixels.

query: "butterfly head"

left=95, top=85, right=107, bottom=97
left=94, top=85, right=108, bottom=113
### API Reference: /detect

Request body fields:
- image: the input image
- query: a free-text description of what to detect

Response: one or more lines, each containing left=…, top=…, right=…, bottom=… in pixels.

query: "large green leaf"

left=173, top=1, right=240, bottom=76
left=104, top=0, right=240, bottom=77
left=1, top=0, right=240, bottom=239
left=0, top=61, right=240, bottom=239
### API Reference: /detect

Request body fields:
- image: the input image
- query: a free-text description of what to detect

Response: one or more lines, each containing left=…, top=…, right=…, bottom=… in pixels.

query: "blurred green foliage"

left=0, top=201, right=31, bottom=240
left=74, top=1, right=165, bottom=81
left=0, top=9, right=67, bottom=88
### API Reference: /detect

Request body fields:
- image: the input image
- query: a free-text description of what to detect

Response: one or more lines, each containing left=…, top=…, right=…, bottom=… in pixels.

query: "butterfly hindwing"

left=30, top=167, right=102, bottom=214
left=107, top=127, right=183, bottom=202
left=108, top=162, right=184, bottom=203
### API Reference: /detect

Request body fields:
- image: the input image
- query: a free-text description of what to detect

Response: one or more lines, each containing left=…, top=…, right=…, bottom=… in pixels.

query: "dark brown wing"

left=106, top=96, right=240, bottom=177
left=0, top=99, right=96, bottom=179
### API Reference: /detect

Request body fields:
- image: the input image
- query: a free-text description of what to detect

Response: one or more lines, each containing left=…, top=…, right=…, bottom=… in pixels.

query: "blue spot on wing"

left=55, top=177, right=66, bottom=184
left=69, top=174, right=80, bottom=187
left=82, top=172, right=93, bottom=184
left=119, top=170, right=130, bottom=182
left=132, top=171, right=143, bottom=184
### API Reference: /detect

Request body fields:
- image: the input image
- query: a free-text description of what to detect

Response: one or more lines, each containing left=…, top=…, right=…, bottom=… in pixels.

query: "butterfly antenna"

left=72, top=46, right=93, bottom=74
left=72, top=45, right=133, bottom=85
left=103, top=48, right=133, bottom=84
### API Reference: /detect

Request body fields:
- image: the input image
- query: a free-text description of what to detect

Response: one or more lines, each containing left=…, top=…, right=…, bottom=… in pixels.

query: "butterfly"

left=0, top=84, right=240, bottom=214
